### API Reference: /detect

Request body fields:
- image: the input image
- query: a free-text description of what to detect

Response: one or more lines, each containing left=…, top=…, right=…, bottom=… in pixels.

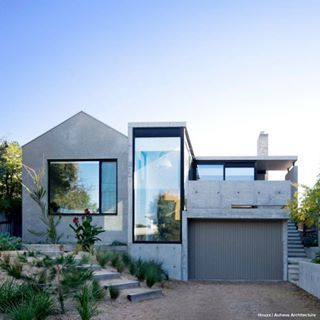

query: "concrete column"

left=257, top=131, right=268, bottom=156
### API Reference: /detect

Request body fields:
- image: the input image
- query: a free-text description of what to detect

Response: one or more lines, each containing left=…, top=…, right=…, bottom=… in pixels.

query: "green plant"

left=303, top=233, right=318, bottom=247
left=135, top=259, right=147, bottom=282
left=110, top=240, right=126, bottom=246
left=0, top=256, right=23, bottom=279
left=121, top=252, right=132, bottom=267
left=9, top=291, right=54, bottom=320
left=312, top=252, right=320, bottom=264
left=91, top=279, right=105, bottom=301
left=76, top=285, right=98, bottom=320
left=0, top=233, right=22, bottom=251
left=17, top=253, right=28, bottom=263
left=69, top=212, right=104, bottom=251
left=95, top=248, right=112, bottom=268
left=109, top=285, right=120, bottom=300
left=0, top=140, right=22, bottom=217
left=80, top=253, right=91, bottom=265
left=115, top=257, right=125, bottom=273
left=23, top=164, right=62, bottom=244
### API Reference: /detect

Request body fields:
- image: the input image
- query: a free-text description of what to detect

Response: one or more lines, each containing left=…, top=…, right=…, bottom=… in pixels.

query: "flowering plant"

left=69, top=209, right=104, bottom=251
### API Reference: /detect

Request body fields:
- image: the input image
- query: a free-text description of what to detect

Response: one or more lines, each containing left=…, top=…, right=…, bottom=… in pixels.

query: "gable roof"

left=22, top=111, right=127, bottom=148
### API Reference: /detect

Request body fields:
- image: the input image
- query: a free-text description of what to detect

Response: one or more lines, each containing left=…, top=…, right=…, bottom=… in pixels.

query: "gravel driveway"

left=101, top=281, right=320, bottom=320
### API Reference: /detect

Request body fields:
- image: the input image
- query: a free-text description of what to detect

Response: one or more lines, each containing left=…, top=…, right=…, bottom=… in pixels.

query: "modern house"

left=22, top=111, right=298, bottom=281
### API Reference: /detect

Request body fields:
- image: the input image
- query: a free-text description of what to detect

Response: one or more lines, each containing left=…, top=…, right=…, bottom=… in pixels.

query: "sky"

left=1, top=0, right=320, bottom=186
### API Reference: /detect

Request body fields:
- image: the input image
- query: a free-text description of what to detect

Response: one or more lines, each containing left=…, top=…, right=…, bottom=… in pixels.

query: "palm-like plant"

left=22, top=164, right=62, bottom=244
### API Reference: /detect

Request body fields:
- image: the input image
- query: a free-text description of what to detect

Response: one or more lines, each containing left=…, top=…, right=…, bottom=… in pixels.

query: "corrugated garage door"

left=188, top=220, right=283, bottom=280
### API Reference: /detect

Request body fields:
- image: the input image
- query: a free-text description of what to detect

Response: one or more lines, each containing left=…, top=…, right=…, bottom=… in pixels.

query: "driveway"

left=102, top=281, right=320, bottom=320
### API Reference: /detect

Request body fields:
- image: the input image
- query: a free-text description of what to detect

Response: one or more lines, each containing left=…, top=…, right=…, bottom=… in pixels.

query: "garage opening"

left=188, top=219, right=283, bottom=280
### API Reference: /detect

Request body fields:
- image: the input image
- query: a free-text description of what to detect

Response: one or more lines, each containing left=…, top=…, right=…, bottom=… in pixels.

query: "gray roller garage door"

left=188, top=220, right=283, bottom=280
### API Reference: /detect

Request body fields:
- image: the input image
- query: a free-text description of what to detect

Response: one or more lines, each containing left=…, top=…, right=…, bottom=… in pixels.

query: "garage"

left=188, top=219, right=283, bottom=280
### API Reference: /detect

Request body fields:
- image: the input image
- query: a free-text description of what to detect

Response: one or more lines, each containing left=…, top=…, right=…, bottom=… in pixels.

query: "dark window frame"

left=132, top=127, right=185, bottom=244
left=48, top=159, right=118, bottom=216
left=195, top=160, right=257, bottom=181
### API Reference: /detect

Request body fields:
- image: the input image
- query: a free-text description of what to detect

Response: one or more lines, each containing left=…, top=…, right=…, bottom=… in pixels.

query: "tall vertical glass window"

left=134, top=136, right=181, bottom=242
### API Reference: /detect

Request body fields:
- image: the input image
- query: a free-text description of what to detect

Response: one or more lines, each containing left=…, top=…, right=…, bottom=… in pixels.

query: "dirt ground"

left=48, top=281, right=320, bottom=320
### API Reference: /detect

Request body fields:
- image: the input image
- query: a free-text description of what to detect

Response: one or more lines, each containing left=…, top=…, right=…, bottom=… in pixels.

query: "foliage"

left=109, top=285, right=120, bottom=300
left=95, top=248, right=112, bottom=268
left=79, top=252, right=91, bottom=265
left=0, top=232, right=21, bottom=250
left=69, top=212, right=104, bottom=251
left=8, top=291, right=54, bottom=320
left=130, top=258, right=168, bottom=286
left=91, top=279, right=105, bottom=301
left=285, top=179, right=320, bottom=228
left=303, top=233, right=318, bottom=247
left=22, top=164, right=62, bottom=244
left=0, top=140, right=22, bottom=215
left=0, top=279, right=36, bottom=313
left=110, top=240, right=126, bottom=246
left=29, top=254, right=93, bottom=314
left=312, top=252, right=320, bottom=264
left=76, top=285, right=99, bottom=320
left=0, top=255, right=23, bottom=279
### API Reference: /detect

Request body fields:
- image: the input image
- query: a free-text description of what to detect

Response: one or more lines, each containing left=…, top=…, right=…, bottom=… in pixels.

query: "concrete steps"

left=94, top=270, right=120, bottom=281
left=95, top=270, right=164, bottom=303
left=126, top=288, right=163, bottom=302
left=287, top=220, right=307, bottom=258
left=288, top=261, right=299, bottom=284
left=100, top=279, right=140, bottom=290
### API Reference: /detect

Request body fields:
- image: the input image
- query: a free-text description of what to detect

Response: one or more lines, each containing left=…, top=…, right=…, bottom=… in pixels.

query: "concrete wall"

left=22, top=112, right=128, bottom=244
left=299, top=261, right=320, bottom=299
left=187, top=180, right=291, bottom=209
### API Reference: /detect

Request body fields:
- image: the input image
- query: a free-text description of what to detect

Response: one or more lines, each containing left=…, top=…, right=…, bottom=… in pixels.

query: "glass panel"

left=101, top=162, right=117, bottom=214
left=225, top=167, right=254, bottom=180
left=134, top=137, right=181, bottom=242
left=49, top=161, right=99, bottom=214
left=198, top=164, right=223, bottom=180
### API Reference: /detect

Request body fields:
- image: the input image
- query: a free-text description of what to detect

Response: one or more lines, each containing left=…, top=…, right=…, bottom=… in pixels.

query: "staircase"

left=288, top=220, right=307, bottom=258
left=93, top=268, right=163, bottom=302
left=287, top=220, right=307, bottom=285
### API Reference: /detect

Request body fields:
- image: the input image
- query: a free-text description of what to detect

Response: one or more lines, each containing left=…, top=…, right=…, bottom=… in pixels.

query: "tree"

left=0, top=140, right=22, bottom=215
left=286, top=178, right=320, bottom=228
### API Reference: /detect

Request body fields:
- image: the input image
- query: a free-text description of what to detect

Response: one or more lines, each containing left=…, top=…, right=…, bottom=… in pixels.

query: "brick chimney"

left=257, top=131, right=268, bottom=156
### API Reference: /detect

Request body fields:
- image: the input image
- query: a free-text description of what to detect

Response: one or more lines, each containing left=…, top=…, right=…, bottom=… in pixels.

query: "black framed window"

left=48, top=160, right=117, bottom=215
left=133, top=127, right=184, bottom=243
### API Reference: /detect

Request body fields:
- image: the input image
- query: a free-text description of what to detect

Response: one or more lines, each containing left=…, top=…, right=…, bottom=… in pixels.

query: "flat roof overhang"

left=195, top=156, right=297, bottom=171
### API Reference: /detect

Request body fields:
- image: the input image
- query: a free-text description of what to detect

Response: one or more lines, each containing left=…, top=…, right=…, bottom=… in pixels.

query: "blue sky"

left=1, top=1, right=320, bottom=186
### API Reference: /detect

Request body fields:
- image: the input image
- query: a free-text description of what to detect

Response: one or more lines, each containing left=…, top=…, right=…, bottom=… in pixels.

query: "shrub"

left=69, top=212, right=104, bottom=251
left=8, top=291, right=54, bottom=320
left=121, top=252, right=132, bottom=267
left=17, top=253, right=28, bottom=263
left=110, top=252, right=119, bottom=268
left=80, top=253, right=91, bottom=265
left=312, top=252, right=320, bottom=264
left=91, top=279, right=105, bottom=301
left=0, top=256, right=23, bottom=279
left=109, top=286, right=120, bottom=300
left=0, top=280, right=38, bottom=313
left=304, top=233, right=318, bottom=247
left=76, top=285, right=98, bottom=320
left=0, top=233, right=21, bottom=251
left=95, top=249, right=112, bottom=268
left=135, top=259, right=147, bottom=282
left=144, top=260, right=168, bottom=288
left=115, top=258, right=125, bottom=273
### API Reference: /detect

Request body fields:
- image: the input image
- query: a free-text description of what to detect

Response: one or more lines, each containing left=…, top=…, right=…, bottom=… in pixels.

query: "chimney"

left=257, top=131, right=268, bottom=156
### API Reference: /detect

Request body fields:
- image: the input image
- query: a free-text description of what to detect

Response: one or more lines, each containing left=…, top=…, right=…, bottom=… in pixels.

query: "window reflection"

left=134, top=137, right=181, bottom=242
left=225, top=167, right=254, bottom=180
left=198, top=164, right=223, bottom=181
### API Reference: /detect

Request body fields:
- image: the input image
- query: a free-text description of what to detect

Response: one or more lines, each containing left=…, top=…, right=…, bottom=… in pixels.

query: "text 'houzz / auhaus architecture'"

left=22, top=112, right=298, bottom=281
